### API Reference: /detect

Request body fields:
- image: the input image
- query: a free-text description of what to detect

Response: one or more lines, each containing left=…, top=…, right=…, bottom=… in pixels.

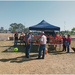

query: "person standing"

left=20, top=32, right=24, bottom=45
left=24, top=32, right=29, bottom=56
left=26, top=30, right=32, bottom=58
left=37, top=31, right=47, bottom=59
left=24, top=32, right=29, bottom=46
left=14, top=32, right=18, bottom=47
left=62, top=36, right=66, bottom=51
left=66, top=34, right=71, bottom=53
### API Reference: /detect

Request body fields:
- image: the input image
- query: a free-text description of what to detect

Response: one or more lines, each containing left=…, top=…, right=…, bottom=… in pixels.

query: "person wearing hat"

left=26, top=30, right=32, bottom=58
left=37, top=31, right=47, bottom=59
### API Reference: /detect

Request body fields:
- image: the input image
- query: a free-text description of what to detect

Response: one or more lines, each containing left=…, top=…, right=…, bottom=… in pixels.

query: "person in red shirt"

left=66, top=34, right=71, bottom=53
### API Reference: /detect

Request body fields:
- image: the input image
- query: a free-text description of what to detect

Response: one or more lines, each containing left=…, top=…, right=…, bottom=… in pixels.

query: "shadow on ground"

left=0, top=54, right=39, bottom=63
left=48, top=50, right=75, bottom=55
left=2, top=44, right=39, bottom=53
left=2, top=45, right=26, bottom=53
left=2, top=44, right=75, bottom=54
left=0, top=51, right=74, bottom=63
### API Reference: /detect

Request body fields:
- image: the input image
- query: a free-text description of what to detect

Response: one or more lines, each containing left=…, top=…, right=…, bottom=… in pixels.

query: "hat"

left=29, top=30, right=32, bottom=33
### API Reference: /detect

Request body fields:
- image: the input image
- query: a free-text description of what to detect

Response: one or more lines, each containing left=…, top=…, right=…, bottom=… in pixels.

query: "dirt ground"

left=0, top=40, right=75, bottom=74
left=0, top=33, right=75, bottom=74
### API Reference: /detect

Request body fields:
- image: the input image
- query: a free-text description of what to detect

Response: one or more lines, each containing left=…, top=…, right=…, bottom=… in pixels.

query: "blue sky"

left=0, top=1, right=75, bottom=31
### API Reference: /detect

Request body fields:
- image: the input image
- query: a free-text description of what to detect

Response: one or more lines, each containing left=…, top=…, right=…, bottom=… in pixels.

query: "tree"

left=24, top=28, right=29, bottom=33
left=9, top=23, right=25, bottom=33
left=71, top=27, right=75, bottom=34
left=60, top=31, right=64, bottom=34
left=72, top=27, right=75, bottom=32
left=60, top=30, right=71, bottom=35
left=1, top=27, right=4, bottom=31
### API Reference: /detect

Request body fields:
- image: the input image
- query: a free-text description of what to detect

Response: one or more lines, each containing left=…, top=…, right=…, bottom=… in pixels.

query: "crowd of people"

left=14, top=31, right=71, bottom=59
left=62, top=34, right=71, bottom=53
left=14, top=31, right=47, bottom=59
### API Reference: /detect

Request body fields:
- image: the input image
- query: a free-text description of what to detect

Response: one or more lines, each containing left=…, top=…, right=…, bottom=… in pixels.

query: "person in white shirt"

left=37, top=31, right=47, bottom=59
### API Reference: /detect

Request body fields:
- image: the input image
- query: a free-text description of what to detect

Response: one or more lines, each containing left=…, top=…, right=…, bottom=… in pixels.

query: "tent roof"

left=29, top=20, right=60, bottom=31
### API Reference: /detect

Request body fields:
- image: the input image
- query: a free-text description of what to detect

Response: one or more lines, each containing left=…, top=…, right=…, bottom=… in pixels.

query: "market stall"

left=29, top=20, right=60, bottom=31
left=29, top=20, right=62, bottom=52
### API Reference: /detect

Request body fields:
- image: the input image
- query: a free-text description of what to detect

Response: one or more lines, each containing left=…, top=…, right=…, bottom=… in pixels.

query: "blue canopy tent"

left=29, top=20, right=60, bottom=31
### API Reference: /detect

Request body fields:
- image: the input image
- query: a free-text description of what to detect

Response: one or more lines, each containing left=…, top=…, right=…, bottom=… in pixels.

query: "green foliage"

left=72, top=27, right=75, bottom=32
left=71, top=27, right=75, bottom=34
left=60, top=27, right=75, bottom=35
left=9, top=23, right=25, bottom=33
left=13, top=26, right=16, bottom=31
left=60, top=31, right=64, bottom=34
left=24, top=28, right=29, bottom=33
left=60, top=30, right=71, bottom=35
